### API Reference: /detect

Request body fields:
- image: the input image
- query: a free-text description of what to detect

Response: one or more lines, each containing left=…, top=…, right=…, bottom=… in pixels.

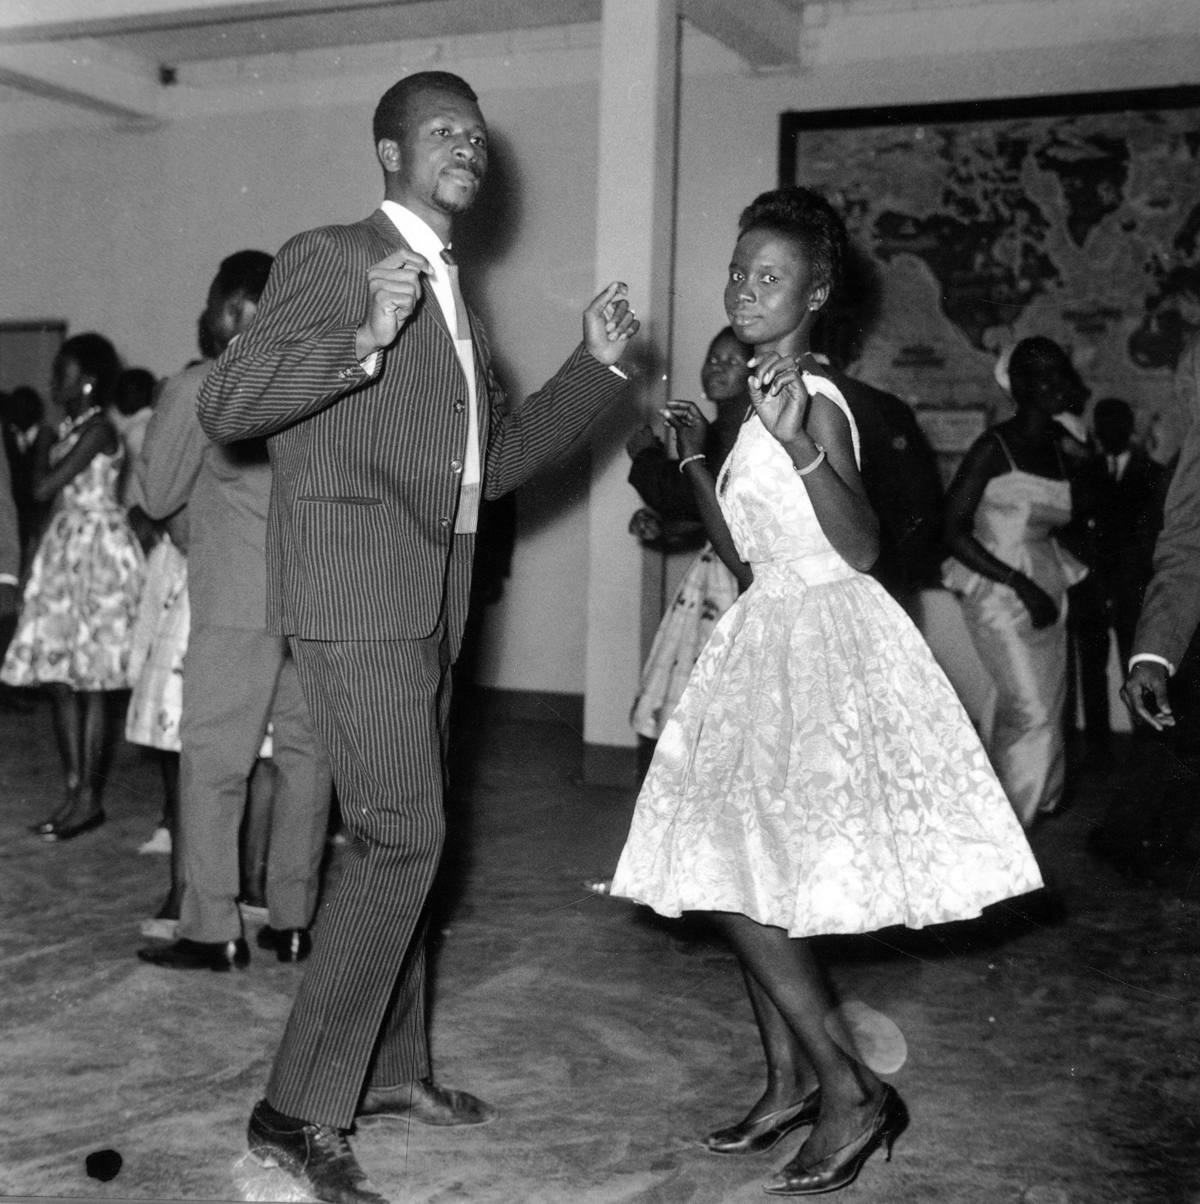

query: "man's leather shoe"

left=356, top=1077, right=496, bottom=1127
left=247, top=1099, right=388, bottom=1204
left=137, top=937, right=249, bottom=971
left=256, top=926, right=312, bottom=963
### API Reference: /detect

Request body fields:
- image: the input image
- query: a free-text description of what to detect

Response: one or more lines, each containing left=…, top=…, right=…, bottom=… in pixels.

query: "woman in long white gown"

left=610, top=188, right=1043, bottom=1197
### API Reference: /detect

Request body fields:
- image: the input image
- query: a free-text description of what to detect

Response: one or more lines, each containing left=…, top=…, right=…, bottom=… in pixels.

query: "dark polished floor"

left=2, top=690, right=1199, bottom=1204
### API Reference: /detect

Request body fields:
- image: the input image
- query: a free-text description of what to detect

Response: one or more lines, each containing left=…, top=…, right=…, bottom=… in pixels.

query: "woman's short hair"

left=58, top=333, right=121, bottom=406
left=1008, top=336, right=1088, bottom=411
left=737, top=187, right=848, bottom=298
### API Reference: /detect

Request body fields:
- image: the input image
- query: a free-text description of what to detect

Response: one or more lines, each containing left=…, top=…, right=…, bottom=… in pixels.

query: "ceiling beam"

left=0, top=0, right=599, bottom=44
left=680, top=0, right=800, bottom=69
left=0, top=40, right=162, bottom=123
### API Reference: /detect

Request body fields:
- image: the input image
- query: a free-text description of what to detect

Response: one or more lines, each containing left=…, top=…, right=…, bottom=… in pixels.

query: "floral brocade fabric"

left=610, top=379, right=1043, bottom=937
left=124, top=536, right=188, bottom=750
left=2, top=430, right=144, bottom=692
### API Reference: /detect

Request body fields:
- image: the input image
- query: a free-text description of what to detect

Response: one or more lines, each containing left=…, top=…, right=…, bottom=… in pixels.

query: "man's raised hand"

left=355, top=247, right=432, bottom=360
left=583, top=282, right=639, bottom=367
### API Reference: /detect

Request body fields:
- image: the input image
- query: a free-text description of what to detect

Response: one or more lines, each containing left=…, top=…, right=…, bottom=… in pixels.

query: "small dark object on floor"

left=85, top=1149, right=122, bottom=1182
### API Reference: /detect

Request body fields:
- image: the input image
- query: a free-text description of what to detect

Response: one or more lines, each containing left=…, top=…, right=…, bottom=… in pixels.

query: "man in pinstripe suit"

left=197, top=71, right=638, bottom=1204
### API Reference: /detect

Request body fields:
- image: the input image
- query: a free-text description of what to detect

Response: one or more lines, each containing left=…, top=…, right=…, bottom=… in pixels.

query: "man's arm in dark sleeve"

left=628, top=443, right=702, bottom=519
left=483, top=342, right=629, bottom=500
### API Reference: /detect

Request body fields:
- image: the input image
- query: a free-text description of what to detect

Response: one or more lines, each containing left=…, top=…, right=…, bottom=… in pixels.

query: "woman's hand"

left=662, top=401, right=710, bottom=461
left=1013, top=576, right=1058, bottom=629
left=747, top=352, right=816, bottom=451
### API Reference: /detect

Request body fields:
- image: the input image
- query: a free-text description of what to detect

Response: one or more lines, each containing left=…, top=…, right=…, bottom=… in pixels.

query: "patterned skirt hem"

left=608, top=876, right=1045, bottom=938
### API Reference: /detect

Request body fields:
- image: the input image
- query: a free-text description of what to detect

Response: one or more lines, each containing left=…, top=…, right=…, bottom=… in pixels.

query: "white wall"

left=0, top=66, right=600, bottom=695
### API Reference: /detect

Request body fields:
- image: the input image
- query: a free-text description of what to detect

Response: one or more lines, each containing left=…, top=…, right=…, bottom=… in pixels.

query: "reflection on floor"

left=1, top=692, right=1198, bottom=1204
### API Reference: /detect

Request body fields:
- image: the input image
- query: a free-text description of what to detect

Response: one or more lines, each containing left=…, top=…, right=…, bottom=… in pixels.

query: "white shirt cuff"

left=0, top=573, right=17, bottom=587
left=359, top=352, right=381, bottom=378
left=1129, top=652, right=1175, bottom=677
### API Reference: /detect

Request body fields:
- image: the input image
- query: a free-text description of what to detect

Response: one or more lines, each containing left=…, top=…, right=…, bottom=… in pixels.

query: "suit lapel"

left=364, top=210, right=456, bottom=345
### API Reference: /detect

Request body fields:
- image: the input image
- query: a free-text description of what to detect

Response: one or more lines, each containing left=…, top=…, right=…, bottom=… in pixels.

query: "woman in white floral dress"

left=2, top=334, right=145, bottom=840
left=610, top=189, right=1043, bottom=1197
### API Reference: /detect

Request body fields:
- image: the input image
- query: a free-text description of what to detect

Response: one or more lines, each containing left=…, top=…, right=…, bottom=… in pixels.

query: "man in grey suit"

left=1123, top=325, right=1200, bottom=724
left=197, top=71, right=637, bottom=1204
left=1119, top=324, right=1200, bottom=873
left=137, top=251, right=333, bottom=972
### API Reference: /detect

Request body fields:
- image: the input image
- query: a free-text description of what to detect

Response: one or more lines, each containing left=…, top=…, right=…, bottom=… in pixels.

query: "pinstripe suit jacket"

left=197, top=209, right=626, bottom=642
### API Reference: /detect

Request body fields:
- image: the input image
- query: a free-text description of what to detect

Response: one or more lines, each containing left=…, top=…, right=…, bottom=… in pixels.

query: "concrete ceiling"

left=0, top=0, right=808, bottom=69
left=0, top=0, right=813, bottom=119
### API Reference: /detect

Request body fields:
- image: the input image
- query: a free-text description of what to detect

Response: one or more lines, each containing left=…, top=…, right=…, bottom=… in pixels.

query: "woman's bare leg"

left=706, top=911, right=882, bottom=1164
left=736, top=966, right=819, bottom=1120
left=40, top=683, right=83, bottom=826
left=156, top=750, right=183, bottom=919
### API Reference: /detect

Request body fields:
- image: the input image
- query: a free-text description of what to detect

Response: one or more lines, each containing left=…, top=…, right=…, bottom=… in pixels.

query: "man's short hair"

left=373, top=71, right=478, bottom=145
left=212, top=250, right=274, bottom=306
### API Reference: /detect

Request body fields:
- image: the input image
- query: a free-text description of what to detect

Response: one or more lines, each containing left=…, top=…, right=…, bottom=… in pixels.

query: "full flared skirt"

left=611, top=568, right=1043, bottom=937
left=631, top=545, right=739, bottom=740
left=1, top=505, right=144, bottom=692
left=125, top=539, right=189, bottom=751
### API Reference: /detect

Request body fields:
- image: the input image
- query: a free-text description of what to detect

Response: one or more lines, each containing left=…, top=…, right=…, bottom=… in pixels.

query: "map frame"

left=780, top=85, right=1200, bottom=472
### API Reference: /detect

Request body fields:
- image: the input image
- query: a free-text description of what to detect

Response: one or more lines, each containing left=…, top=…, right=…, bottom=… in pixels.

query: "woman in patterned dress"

left=610, top=189, right=1043, bottom=1196
left=2, top=334, right=145, bottom=840
left=629, top=328, right=750, bottom=743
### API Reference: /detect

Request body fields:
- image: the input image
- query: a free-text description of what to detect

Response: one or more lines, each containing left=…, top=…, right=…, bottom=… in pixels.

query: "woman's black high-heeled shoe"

left=42, top=810, right=105, bottom=842
left=30, top=785, right=81, bottom=835
left=762, top=1083, right=908, bottom=1196
left=702, top=1087, right=821, bottom=1155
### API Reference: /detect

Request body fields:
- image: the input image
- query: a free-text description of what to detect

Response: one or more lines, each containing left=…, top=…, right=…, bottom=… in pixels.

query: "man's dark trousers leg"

left=266, top=631, right=454, bottom=1130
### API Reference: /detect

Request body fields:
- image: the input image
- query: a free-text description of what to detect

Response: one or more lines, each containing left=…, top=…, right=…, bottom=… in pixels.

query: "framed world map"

left=781, top=86, right=1200, bottom=464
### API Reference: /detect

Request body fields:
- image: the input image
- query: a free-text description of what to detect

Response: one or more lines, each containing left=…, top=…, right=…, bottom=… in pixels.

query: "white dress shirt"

left=372, top=200, right=481, bottom=533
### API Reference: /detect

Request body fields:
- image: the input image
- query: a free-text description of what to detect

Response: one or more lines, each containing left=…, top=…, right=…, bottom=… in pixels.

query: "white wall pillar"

left=583, top=0, right=680, bottom=785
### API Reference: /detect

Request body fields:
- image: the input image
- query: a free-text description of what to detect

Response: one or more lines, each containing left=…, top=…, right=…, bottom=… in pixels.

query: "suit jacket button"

left=454, top=400, right=466, bottom=414
left=450, top=460, right=463, bottom=474
left=438, top=517, right=452, bottom=529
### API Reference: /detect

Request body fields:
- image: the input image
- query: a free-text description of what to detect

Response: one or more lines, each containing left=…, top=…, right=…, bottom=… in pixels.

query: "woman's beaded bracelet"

left=793, top=445, right=826, bottom=476
left=678, top=453, right=706, bottom=473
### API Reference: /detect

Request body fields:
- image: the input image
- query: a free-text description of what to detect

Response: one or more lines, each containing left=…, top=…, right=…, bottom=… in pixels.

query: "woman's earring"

left=81, top=381, right=93, bottom=396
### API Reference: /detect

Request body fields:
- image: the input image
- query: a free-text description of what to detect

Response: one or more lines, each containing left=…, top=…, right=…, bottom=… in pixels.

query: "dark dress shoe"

left=256, top=926, right=312, bottom=963
left=137, top=937, right=249, bottom=971
left=356, top=1077, right=496, bottom=1127
left=42, top=810, right=105, bottom=842
left=702, top=1087, right=821, bottom=1155
left=763, top=1084, right=909, bottom=1196
left=247, top=1099, right=388, bottom=1204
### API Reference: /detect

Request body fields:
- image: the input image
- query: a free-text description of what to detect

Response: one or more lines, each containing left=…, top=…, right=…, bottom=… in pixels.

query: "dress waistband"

left=752, top=550, right=859, bottom=588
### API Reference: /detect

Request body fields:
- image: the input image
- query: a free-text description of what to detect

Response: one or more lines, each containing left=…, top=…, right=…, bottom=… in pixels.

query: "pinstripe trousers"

left=265, top=625, right=457, bottom=1129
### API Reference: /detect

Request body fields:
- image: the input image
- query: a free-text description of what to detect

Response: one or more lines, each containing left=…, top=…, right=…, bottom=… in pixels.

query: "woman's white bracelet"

left=793, top=445, right=826, bottom=476
left=678, top=453, right=706, bottom=473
